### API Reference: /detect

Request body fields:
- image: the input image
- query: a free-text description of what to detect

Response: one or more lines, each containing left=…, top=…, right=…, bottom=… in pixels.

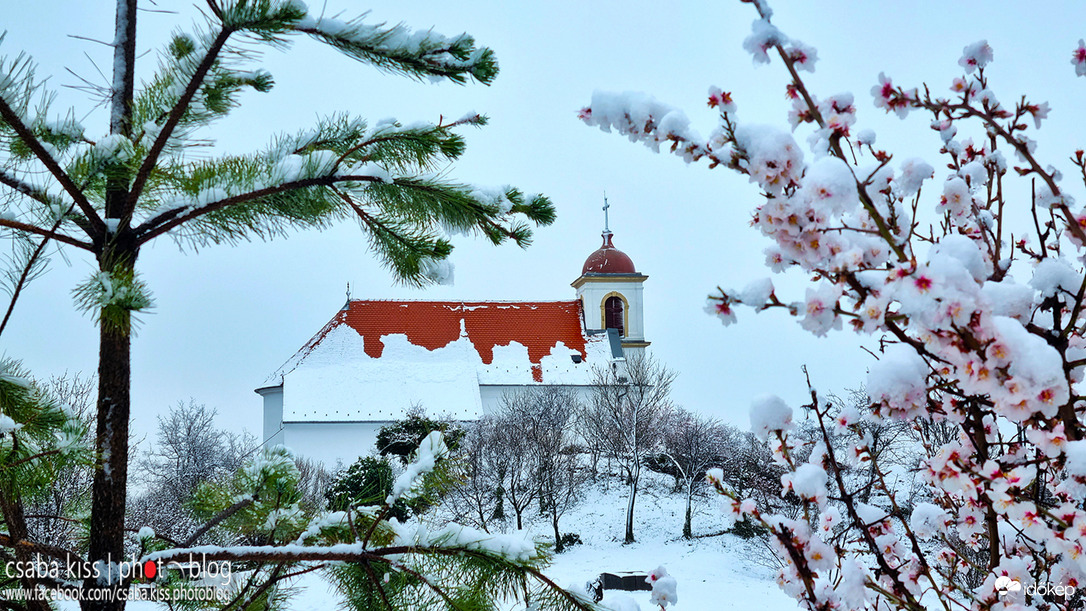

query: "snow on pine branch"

left=292, top=11, right=498, bottom=85
left=387, top=521, right=537, bottom=564
left=386, top=430, right=448, bottom=505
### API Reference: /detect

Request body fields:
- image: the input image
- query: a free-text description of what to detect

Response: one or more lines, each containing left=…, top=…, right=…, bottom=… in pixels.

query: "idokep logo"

left=995, top=576, right=1022, bottom=597
left=994, top=575, right=1077, bottom=601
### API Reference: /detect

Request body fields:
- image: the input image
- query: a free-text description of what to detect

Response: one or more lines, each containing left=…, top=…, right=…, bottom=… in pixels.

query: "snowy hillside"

left=286, top=470, right=800, bottom=610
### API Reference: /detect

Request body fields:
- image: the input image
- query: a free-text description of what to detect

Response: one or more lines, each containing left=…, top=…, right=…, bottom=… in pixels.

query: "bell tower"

left=572, top=199, right=648, bottom=355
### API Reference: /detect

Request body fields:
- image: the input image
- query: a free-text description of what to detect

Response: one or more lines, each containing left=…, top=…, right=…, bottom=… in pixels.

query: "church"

left=256, top=226, right=648, bottom=465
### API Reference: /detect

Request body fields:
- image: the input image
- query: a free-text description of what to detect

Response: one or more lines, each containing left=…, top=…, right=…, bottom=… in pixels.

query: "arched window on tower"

left=604, top=295, right=625, bottom=337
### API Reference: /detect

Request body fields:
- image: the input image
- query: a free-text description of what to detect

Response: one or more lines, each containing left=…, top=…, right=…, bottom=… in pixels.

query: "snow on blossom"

left=981, top=279, right=1035, bottom=322
left=911, top=502, right=949, bottom=540
left=895, top=158, right=934, bottom=196
left=867, top=344, right=928, bottom=419
left=988, top=315, right=1069, bottom=421
left=800, top=282, right=843, bottom=336
left=834, top=404, right=861, bottom=431
left=938, top=176, right=973, bottom=218
left=931, top=234, right=988, bottom=284
left=1065, top=440, right=1086, bottom=478
left=1073, top=39, right=1086, bottom=77
left=801, top=157, right=857, bottom=213
left=786, top=40, right=818, bottom=72
left=737, top=278, right=774, bottom=307
left=750, top=394, right=793, bottom=440
left=787, top=463, right=828, bottom=506
left=734, top=124, right=805, bottom=195
left=959, top=40, right=994, bottom=73
left=743, top=19, right=787, bottom=65
left=646, top=566, right=678, bottom=607
left=959, top=160, right=988, bottom=189
left=855, top=129, right=876, bottom=146
left=817, top=93, right=855, bottom=137
left=1029, top=257, right=1082, bottom=298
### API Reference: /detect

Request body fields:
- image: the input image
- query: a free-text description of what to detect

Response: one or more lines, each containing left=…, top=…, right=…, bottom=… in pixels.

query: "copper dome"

left=582, top=233, right=636, bottom=275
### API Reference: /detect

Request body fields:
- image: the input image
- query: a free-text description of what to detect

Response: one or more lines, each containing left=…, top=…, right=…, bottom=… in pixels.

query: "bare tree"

left=445, top=417, right=506, bottom=532
left=294, top=457, right=332, bottom=514
left=130, top=400, right=256, bottom=543
left=658, top=409, right=736, bottom=539
left=24, top=373, right=95, bottom=551
left=583, top=353, right=674, bottom=543
left=505, top=387, right=586, bottom=552
left=492, top=396, right=538, bottom=531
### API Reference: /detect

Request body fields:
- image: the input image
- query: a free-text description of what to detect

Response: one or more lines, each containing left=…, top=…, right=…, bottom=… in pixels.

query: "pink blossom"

left=707, top=86, right=737, bottom=114
left=704, top=297, right=737, bottom=325
left=1073, top=39, right=1086, bottom=77
left=1025, top=102, right=1050, bottom=129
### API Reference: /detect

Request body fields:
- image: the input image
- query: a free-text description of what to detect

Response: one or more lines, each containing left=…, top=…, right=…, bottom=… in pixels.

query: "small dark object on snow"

left=585, top=572, right=652, bottom=602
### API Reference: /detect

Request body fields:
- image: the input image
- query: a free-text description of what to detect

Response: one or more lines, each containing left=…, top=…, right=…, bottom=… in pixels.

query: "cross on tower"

left=602, top=193, right=611, bottom=235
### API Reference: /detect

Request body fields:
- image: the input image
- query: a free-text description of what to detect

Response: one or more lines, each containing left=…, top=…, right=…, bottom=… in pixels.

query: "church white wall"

left=479, top=384, right=596, bottom=413
left=261, top=385, right=600, bottom=468
left=280, top=421, right=389, bottom=468
left=259, top=386, right=285, bottom=448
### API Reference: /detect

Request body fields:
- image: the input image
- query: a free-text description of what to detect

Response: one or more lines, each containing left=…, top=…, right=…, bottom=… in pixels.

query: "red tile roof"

left=296, top=301, right=588, bottom=381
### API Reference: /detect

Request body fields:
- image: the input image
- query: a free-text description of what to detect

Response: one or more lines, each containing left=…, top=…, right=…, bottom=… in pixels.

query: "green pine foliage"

left=325, top=455, right=411, bottom=520
left=157, top=434, right=599, bottom=611
left=376, top=409, right=466, bottom=463
left=0, top=360, right=91, bottom=503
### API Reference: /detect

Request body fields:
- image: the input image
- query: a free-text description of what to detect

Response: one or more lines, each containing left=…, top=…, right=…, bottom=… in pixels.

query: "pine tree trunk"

left=85, top=258, right=134, bottom=611
left=84, top=1, right=137, bottom=607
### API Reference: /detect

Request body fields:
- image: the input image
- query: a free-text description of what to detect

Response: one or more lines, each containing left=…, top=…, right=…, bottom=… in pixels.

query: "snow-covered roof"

left=266, top=300, right=616, bottom=423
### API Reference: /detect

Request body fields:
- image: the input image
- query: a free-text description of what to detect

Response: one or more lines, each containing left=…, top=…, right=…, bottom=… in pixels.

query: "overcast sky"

left=4, top=0, right=1086, bottom=445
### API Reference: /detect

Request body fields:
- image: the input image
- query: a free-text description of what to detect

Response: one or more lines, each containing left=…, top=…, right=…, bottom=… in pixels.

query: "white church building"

left=257, top=228, right=648, bottom=465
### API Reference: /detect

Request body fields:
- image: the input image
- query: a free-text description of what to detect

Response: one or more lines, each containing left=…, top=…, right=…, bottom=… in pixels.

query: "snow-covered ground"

left=57, top=471, right=800, bottom=610
left=289, top=470, right=800, bottom=610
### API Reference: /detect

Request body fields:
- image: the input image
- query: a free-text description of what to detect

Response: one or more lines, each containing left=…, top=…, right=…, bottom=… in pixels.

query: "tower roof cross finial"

left=602, top=192, right=611, bottom=236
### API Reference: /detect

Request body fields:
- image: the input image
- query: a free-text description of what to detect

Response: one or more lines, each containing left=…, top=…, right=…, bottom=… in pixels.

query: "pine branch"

left=143, top=545, right=595, bottom=610
left=0, top=99, right=104, bottom=238
left=0, top=169, right=53, bottom=207
left=180, top=496, right=253, bottom=547
left=294, top=20, right=498, bottom=85
left=134, top=173, right=367, bottom=243
left=124, top=27, right=234, bottom=223
left=0, top=201, right=82, bottom=338
left=0, top=217, right=92, bottom=250
left=0, top=532, right=84, bottom=565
